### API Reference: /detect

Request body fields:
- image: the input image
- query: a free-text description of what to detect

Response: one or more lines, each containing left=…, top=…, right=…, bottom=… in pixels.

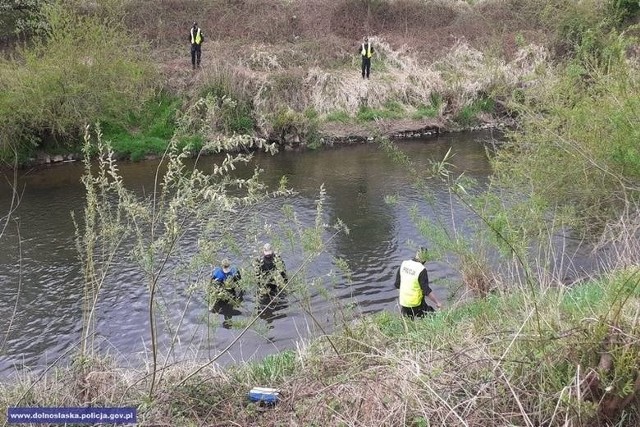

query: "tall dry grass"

left=177, top=35, right=550, bottom=136
left=122, top=0, right=556, bottom=60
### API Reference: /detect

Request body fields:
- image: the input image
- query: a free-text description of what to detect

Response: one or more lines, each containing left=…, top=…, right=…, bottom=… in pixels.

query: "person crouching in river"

left=394, top=247, right=442, bottom=319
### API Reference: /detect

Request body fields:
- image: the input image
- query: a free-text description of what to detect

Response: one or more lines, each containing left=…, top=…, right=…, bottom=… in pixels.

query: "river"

left=0, top=131, right=500, bottom=377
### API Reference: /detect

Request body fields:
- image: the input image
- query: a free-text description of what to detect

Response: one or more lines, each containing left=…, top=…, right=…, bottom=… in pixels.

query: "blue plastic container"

left=248, top=387, right=280, bottom=404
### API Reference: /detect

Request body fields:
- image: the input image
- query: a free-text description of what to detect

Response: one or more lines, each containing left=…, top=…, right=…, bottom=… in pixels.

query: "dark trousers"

left=191, top=44, right=202, bottom=68
left=361, top=57, right=371, bottom=79
left=401, top=301, right=434, bottom=319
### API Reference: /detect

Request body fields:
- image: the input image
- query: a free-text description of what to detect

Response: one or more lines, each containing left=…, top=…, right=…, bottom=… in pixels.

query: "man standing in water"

left=359, top=36, right=374, bottom=79
left=211, top=258, right=242, bottom=300
left=189, top=21, right=204, bottom=69
left=255, top=243, right=287, bottom=295
left=394, top=247, right=442, bottom=318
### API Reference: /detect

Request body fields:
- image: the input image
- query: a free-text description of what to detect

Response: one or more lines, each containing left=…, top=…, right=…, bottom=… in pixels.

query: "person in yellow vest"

left=189, top=21, right=204, bottom=69
left=359, top=36, right=374, bottom=79
left=394, top=247, right=442, bottom=318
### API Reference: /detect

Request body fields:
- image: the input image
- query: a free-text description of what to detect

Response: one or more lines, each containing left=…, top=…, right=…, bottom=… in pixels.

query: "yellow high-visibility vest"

left=398, top=259, right=425, bottom=307
left=361, top=43, right=372, bottom=58
left=191, top=28, right=202, bottom=45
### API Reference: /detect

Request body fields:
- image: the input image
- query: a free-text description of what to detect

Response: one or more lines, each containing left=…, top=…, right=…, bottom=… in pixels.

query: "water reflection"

left=255, top=293, right=289, bottom=326
left=210, top=300, right=243, bottom=330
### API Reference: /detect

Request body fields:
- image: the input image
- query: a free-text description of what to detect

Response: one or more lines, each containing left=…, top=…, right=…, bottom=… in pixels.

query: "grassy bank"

left=4, top=0, right=637, bottom=164
left=2, top=270, right=638, bottom=426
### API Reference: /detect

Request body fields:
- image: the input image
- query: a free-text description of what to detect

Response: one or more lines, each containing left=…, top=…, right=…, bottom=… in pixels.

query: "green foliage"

left=0, top=2, right=157, bottom=163
left=200, top=81, right=255, bottom=135
left=325, top=110, right=351, bottom=123
left=356, top=102, right=404, bottom=122
left=248, top=350, right=297, bottom=384
left=414, top=92, right=443, bottom=119
left=610, top=0, right=640, bottom=22
left=539, top=0, right=638, bottom=59
left=270, top=107, right=320, bottom=145
left=0, top=0, right=51, bottom=41
left=495, top=29, right=640, bottom=229
left=304, top=107, right=319, bottom=120
left=454, top=95, right=495, bottom=126
left=101, top=92, right=180, bottom=161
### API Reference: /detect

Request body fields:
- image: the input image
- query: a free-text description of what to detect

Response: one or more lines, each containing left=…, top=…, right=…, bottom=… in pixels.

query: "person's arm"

left=277, top=255, right=288, bottom=282
left=394, top=268, right=401, bottom=289
left=426, top=290, right=441, bottom=308
left=418, top=269, right=441, bottom=309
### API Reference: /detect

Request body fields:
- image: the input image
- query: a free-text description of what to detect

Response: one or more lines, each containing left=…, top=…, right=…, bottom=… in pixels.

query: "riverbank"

left=2, top=270, right=638, bottom=426
left=26, top=117, right=506, bottom=166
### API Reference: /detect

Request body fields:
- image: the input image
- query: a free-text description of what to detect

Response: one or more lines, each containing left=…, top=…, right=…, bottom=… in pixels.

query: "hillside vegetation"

left=1, top=0, right=637, bottom=163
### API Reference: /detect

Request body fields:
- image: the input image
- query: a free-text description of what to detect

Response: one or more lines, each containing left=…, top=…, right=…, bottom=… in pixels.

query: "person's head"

left=263, top=243, right=274, bottom=256
left=415, top=246, right=428, bottom=264
left=363, top=36, right=368, bottom=43
left=221, top=258, right=231, bottom=273
left=193, top=21, right=198, bottom=28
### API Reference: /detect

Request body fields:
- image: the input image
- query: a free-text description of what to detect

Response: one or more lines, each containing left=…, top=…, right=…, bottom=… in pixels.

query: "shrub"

left=270, top=107, right=319, bottom=144
left=199, top=68, right=255, bottom=135
left=494, top=29, right=640, bottom=230
left=0, top=2, right=157, bottom=163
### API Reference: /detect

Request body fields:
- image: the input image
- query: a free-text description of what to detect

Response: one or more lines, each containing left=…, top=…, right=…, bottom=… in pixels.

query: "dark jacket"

left=256, top=253, right=287, bottom=287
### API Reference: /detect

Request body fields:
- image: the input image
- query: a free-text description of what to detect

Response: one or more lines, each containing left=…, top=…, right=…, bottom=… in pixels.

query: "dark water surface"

left=0, top=132, right=497, bottom=376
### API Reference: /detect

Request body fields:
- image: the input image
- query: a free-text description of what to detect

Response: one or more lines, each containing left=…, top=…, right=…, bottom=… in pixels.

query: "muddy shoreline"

left=12, top=118, right=507, bottom=170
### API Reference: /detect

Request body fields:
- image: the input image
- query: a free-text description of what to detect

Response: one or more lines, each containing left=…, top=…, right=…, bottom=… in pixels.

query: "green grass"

left=101, top=92, right=181, bottom=161
left=247, top=350, right=297, bottom=384
left=356, top=104, right=405, bottom=122
left=325, top=110, right=351, bottom=123
left=454, top=96, right=496, bottom=126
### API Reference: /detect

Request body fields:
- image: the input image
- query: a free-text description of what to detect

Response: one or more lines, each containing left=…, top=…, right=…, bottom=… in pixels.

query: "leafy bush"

left=495, top=30, right=640, bottom=230
left=200, top=77, right=255, bottom=135
left=0, top=3, right=157, bottom=163
left=0, top=0, right=51, bottom=42
left=270, top=107, right=319, bottom=144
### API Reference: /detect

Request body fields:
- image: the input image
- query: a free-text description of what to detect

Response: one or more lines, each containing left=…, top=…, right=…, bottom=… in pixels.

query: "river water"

left=0, top=131, right=499, bottom=377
